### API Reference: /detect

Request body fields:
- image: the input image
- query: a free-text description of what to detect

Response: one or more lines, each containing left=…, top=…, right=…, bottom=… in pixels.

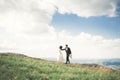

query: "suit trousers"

left=66, top=54, right=70, bottom=63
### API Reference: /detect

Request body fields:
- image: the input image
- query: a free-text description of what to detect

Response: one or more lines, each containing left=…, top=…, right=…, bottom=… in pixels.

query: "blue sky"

left=51, top=12, right=120, bottom=39
left=0, top=0, right=120, bottom=59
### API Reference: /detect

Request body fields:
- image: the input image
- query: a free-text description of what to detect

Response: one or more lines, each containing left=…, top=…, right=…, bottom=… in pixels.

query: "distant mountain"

left=102, top=59, right=120, bottom=66
left=102, top=59, right=120, bottom=71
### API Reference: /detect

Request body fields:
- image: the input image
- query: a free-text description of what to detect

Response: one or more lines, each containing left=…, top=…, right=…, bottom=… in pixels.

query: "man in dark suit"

left=63, top=44, right=72, bottom=64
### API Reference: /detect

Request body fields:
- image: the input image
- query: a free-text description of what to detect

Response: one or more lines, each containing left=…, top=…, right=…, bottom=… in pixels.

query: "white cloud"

left=0, top=0, right=120, bottom=59
left=53, top=0, right=119, bottom=17
left=0, top=0, right=56, bottom=34
left=0, top=0, right=57, bottom=57
left=55, top=32, right=120, bottom=59
left=72, top=32, right=120, bottom=59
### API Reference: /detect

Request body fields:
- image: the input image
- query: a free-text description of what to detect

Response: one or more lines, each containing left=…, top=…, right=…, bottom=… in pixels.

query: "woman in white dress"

left=57, top=46, right=64, bottom=63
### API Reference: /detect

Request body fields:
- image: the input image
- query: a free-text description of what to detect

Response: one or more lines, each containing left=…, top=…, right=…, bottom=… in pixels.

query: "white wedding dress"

left=57, top=49, right=64, bottom=63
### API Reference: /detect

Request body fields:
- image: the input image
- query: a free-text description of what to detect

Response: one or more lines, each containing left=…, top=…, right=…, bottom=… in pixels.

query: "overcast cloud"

left=53, top=0, right=120, bottom=17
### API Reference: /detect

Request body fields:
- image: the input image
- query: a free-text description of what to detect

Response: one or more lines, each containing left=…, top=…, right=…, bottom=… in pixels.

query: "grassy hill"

left=0, top=53, right=120, bottom=80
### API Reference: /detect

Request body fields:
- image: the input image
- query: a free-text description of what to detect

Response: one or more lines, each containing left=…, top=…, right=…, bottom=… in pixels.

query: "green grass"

left=0, top=53, right=120, bottom=80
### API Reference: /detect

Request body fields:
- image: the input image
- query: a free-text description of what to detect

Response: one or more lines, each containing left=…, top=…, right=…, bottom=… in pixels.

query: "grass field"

left=0, top=53, right=120, bottom=80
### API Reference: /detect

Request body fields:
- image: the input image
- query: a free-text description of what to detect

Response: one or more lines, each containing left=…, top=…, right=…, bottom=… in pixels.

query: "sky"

left=0, top=0, right=120, bottom=59
left=51, top=13, right=120, bottom=38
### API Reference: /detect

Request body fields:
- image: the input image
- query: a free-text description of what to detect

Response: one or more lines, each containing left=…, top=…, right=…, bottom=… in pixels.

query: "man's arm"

left=61, top=48, right=66, bottom=50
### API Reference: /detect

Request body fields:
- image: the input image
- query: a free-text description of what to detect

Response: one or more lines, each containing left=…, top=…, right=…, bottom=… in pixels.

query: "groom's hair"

left=66, top=44, right=68, bottom=46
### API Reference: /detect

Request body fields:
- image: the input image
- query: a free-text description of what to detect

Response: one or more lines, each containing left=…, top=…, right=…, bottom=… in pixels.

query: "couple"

left=57, top=44, right=72, bottom=64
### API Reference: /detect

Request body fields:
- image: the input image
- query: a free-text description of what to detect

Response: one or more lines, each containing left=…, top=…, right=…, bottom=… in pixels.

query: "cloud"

left=56, top=32, right=120, bottom=59
left=0, top=0, right=120, bottom=59
left=0, top=0, right=55, bottom=34
left=76, top=33, right=120, bottom=59
left=53, top=0, right=120, bottom=17
left=0, top=0, right=57, bottom=57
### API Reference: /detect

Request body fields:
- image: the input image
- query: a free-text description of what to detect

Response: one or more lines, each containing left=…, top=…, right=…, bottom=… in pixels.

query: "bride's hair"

left=59, top=46, right=62, bottom=50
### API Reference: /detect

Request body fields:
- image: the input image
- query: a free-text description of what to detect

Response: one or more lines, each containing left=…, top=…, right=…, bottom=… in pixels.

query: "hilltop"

left=0, top=53, right=120, bottom=80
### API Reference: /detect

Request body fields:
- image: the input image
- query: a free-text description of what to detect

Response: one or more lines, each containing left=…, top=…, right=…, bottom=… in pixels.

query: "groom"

left=63, top=44, right=72, bottom=64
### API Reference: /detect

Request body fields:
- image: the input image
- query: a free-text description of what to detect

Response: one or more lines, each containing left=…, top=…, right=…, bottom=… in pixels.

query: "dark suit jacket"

left=65, top=47, right=71, bottom=55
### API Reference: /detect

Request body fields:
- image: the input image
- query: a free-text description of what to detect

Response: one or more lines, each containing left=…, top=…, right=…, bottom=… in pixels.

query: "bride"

left=57, top=46, right=64, bottom=63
